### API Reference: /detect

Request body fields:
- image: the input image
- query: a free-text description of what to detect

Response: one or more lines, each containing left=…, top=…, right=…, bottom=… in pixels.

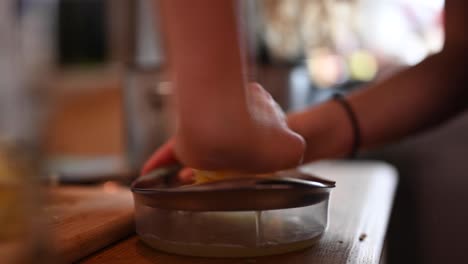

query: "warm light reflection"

left=102, top=181, right=119, bottom=194
left=349, top=50, right=378, bottom=81
left=307, top=48, right=347, bottom=88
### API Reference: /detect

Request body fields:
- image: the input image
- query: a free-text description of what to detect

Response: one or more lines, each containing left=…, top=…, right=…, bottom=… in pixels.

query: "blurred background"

left=13, top=0, right=444, bottom=178
left=2, top=0, right=460, bottom=263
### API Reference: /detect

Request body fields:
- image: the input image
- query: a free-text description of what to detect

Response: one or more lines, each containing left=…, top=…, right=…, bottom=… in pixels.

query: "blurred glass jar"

left=0, top=0, right=55, bottom=262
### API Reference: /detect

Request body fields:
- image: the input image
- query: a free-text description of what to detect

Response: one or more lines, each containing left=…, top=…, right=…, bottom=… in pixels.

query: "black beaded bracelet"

left=332, top=93, right=361, bottom=159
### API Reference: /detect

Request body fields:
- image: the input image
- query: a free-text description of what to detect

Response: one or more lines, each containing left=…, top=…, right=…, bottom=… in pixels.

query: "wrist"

left=287, top=100, right=354, bottom=162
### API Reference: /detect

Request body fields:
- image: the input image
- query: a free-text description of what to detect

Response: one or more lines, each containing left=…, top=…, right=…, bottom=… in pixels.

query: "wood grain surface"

left=81, top=161, right=397, bottom=264
left=44, top=185, right=134, bottom=263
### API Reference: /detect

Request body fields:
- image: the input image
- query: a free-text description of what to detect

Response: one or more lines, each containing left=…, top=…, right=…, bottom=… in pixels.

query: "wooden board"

left=44, top=185, right=134, bottom=263
left=81, top=161, right=398, bottom=264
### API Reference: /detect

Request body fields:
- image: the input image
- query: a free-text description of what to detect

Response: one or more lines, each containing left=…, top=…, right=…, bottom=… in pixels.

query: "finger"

left=178, top=167, right=195, bottom=184
left=248, top=82, right=272, bottom=99
left=141, top=138, right=178, bottom=176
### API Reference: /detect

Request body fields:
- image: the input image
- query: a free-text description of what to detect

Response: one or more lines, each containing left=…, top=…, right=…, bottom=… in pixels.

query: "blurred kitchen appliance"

left=122, top=0, right=173, bottom=173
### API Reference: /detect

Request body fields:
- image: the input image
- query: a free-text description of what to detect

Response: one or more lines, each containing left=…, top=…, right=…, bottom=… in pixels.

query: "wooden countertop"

left=45, top=185, right=134, bottom=263
left=80, top=161, right=397, bottom=264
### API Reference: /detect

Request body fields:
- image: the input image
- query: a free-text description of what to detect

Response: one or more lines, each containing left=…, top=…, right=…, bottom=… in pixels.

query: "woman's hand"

left=143, top=83, right=305, bottom=174
left=174, top=83, right=305, bottom=173
left=141, top=138, right=195, bottom=183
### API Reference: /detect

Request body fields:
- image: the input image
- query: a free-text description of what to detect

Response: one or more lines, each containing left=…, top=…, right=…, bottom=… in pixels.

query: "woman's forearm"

left=289, top=49, right=468, bottom=162
left=159, top=0, right=250, bottom=133
left=350, top=50, right=468, bottom=149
